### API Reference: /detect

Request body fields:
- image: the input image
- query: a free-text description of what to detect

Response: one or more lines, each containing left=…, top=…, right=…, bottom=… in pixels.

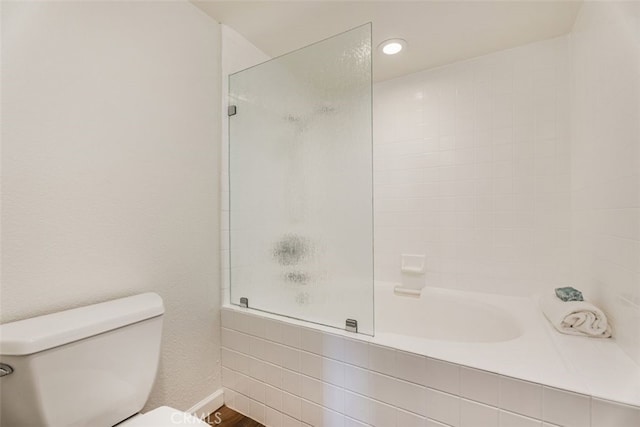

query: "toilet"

left=0, top=293, right=210, bottom=427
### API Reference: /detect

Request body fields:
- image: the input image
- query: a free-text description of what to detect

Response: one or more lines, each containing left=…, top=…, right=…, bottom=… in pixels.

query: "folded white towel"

left=540, top=293, right=612, bottom=338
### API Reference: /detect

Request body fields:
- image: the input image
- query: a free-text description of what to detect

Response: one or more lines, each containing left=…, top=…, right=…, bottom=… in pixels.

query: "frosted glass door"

left=228, top=24, right=373, bottom=335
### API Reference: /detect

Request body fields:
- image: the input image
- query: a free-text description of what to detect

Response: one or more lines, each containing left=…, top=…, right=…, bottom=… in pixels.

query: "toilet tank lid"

left=0, top=293, right=164, bottom=356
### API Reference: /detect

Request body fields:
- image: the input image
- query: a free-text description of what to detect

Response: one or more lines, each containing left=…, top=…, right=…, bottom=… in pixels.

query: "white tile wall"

left=373, top=36, right=571, bottom=297
left=220, top=25, right=270, bottom=305
left=570, top=0, right=640, bottom=365
left=221, top=308, right=640, bottom=427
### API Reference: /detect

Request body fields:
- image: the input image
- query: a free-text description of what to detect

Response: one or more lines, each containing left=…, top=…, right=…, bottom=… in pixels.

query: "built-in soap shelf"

left=394, top=254, right=426, bottom=297
left=393, top=287, right=422, bottom=297
left=401, top=254, right=426, bottom=274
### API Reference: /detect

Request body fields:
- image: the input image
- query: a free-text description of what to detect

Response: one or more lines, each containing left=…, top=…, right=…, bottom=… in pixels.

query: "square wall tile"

left=301, top=400, right=322, bottom=426
left=426, top=358, right=460, bottom=395
left=344, top=364, right=370, bottom=395
left=264, top=318, right=283, bottom=343
left=343, top=337, right=369, bottom=368
left=221, top=367, right=235, bottom=389
left=499, top=376, right=542, bottom=419
left=264, top=363, right=283, bottom=389
left=542, top=387, right=590, bottom=427
left=221, top=309, right=234, bottom=330
left=282, top=392, right=302, bottom=420
left=460, top=367, right=499, bottom=406
left=280, top=345, right=301, bottom=372
left=248, top=400, right=266, bottom=424
left=265, top=384, right=283, bottom=411
left=300, top=375, right=322, bottom=404
left=301, top=328, right=323, bottom=355
left=322, top=382, right=345, bottom=413
left=220, top=347, right=234, bottom=370
left=427, top=388, right=460, bottom=427
left=246, top=314, right=266, bottom=338
left=396, top=351, right=427, bottom=385
left=322, top=357, right=346, bottom=387
left=224, top=388, right=237, bottom=412
left=344, top=417, right=368, bottom=427
left=398, top=408, right=426, bottom=427
left=280, top=323, right=302, bottom=349
left=369, top=344, right=397, bottom=376
left=499, top=410, right=542, bottom=427
left=369, top=371, right=398, bottom=403
left=300, top=351, right=322, bottom=380
left=247, top=335, right=264, bottom=360
left=249, top=357, right=268, bottom=382
left=344, top=390, right=371, bottom=424
left=282, top=369, right=302, bottom=396
left=263, top=340, right=284, bottom=365
left=223, top=309, right=248, bottom=333
left=234, top=394, right=250, bottom=418
left=221, top=328, right=238, bottom=352
left=371, top=399, right=397, bottom=427
left=246, top=377, right=265, bottom=403
left=460, top=399, right=499, bottom=427
left=591, top=398, right=640, bottom=427
left=302, top=401, right=345, bottom=427
left=396, top=378, right=426, bottom=416
left=283, top=414, right=302, bottom=427
left=266, top=406, right=283, bottom=427
left=322, top=333, right=345, bottom=361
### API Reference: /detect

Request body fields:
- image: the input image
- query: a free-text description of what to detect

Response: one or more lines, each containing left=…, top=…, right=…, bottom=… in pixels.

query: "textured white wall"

left=1, top=1, right=222, bottom=411
left=570, top=1, right=640, bottom=365
left=374, top=37, right=571, bottom=297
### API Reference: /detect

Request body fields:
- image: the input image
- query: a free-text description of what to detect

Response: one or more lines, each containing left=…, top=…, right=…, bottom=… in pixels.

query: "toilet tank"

left=0, top=293, right=164, bottom=427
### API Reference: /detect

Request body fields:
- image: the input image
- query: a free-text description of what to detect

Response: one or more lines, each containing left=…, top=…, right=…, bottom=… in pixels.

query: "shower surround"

left=220, top=1, right=640, bottom=426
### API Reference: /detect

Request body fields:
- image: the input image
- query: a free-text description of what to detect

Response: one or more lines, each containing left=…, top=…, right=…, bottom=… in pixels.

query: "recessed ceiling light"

left=379, top=38, right=407, bottom=55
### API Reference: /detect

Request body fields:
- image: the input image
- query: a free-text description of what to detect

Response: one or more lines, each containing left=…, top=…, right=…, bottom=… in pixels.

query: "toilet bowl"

left=0, top=293, right=210, bottom=427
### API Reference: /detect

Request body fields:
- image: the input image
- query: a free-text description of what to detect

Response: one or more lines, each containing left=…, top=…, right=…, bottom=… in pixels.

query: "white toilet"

left=0, top=293, right=210, bottom=427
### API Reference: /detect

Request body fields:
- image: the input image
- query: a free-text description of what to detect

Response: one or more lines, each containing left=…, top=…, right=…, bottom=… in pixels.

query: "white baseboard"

left=187, top=388, right=224, bottom=419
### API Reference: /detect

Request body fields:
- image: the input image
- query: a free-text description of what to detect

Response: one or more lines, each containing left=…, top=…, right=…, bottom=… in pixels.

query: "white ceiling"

left=193, top=1, right=582, bottom=82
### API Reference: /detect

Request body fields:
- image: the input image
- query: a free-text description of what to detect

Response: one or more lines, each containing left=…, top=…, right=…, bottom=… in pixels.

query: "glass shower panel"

left=228, top=24, right=373, bottom=335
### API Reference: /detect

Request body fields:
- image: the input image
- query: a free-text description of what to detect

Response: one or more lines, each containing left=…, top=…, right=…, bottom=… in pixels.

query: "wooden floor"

left=206, top=406, right=264, bottom=427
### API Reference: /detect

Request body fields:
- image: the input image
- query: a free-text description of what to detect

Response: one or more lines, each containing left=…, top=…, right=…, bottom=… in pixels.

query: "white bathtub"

left=223, top=282, right=640, bottom=409
left=376, top=283, right=521, bottom=343
left=372, top=281, right=640, bottom=407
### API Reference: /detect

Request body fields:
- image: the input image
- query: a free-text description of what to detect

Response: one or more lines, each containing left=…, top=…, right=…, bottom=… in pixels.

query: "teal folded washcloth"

left=555, top=286, right=584, bottom=302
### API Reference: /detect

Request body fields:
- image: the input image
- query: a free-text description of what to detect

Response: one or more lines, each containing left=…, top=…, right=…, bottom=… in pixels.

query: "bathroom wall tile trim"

left=221, top=308, right=640, bottom=427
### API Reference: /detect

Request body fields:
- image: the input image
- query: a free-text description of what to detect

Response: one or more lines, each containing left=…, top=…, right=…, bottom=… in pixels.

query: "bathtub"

left=372, top=281, right=640, bottom=406
left=221, top=282, right=640, bottom=425
left=376, top=282, right=521, bottom=343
